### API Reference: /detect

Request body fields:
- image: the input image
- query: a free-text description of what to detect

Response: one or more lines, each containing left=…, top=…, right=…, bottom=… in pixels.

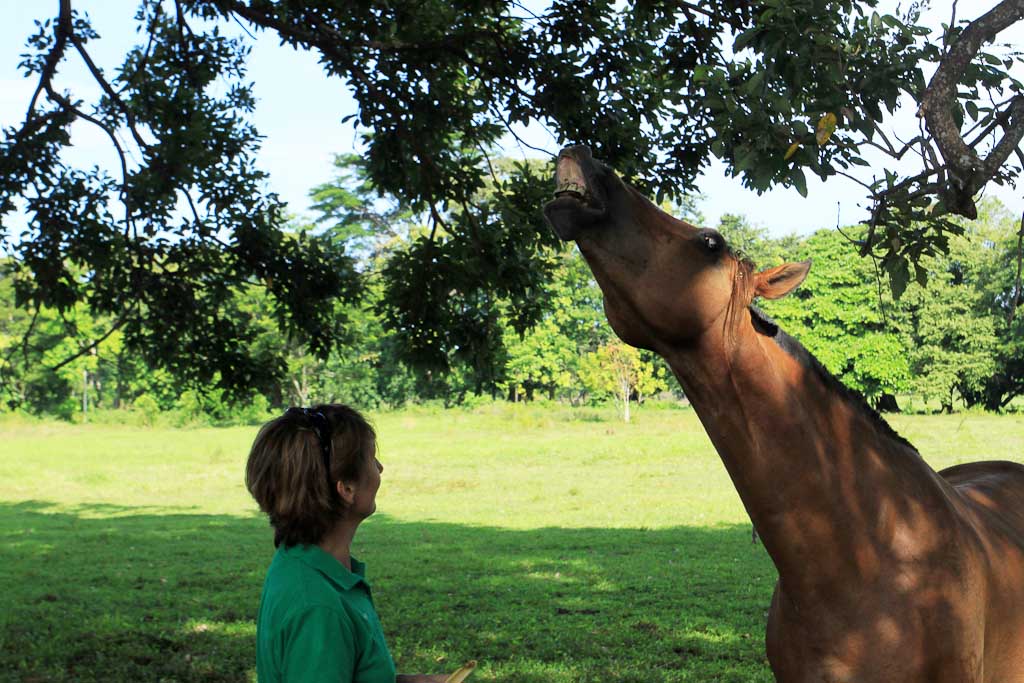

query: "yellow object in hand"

left=444, top=660, right=477, bottom=683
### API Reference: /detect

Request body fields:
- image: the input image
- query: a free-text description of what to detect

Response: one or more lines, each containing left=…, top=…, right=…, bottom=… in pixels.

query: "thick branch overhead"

left=919, top=0, right=1024, bottom=218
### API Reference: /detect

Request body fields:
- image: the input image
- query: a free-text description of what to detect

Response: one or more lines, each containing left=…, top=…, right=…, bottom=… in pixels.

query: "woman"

left=246, top=404, right=449, bottom=683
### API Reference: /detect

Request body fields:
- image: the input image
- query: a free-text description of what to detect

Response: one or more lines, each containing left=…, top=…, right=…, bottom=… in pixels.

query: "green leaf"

left=792, top=169, right=808, bottom=197
left=886, top=257, right=911, bottom=299
left=733, top=28, right=759, bottom=51
left=742, top=70, right=765, bottom=94
left=914, top=263, right=929, bottom=287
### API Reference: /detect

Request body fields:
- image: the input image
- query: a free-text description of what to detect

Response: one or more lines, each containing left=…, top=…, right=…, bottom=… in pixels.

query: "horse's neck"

left=663, top=320, right=949, bottom=591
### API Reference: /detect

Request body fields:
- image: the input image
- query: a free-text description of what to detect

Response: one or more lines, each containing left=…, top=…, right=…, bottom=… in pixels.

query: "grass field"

left=1, top=404, right=1022, bottom=682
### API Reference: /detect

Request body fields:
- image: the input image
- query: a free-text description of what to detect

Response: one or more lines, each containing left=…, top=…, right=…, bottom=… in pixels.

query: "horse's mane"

left=748, top=305, right=919, bottom=454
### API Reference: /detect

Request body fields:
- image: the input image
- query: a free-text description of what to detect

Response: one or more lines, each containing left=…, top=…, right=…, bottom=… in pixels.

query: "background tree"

left=2, top=1, right=362, bottom=401
left=895, top=199, right=1007, bottom=411
left=900, top=282, right=997, bottom=412
left=4, top=0, right=1023, bottom=400
left=970, top=200, right=1024, bottom=410
left=759, top=227, right=912, bottom=408
left=716, top=213, right=800, bottom=267
left=579, top=341, right=670, bottom=423
left=3, top=197, right=1019, bottom=418
left=501, top=316, right=575, bottom=402
left=309, top=153, right=418, bottom=264
left=501, top=249, right=616, bottom=403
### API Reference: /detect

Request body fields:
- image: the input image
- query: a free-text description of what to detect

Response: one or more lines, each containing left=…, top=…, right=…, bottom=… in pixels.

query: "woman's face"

left=349, top=448, right=383, bottom=519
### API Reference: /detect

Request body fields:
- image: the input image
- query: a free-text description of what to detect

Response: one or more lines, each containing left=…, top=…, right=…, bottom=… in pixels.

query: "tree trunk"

left=622, top=380, right=631, bottom=423
left=82, top=368, right=88, bottom=420
left=113, top=352, right=123, bottom=409
left=876, top=393, right=901, bottom=413
left=92, top=374, right=102, bottom=410
left=292, top=364, right=310, bottom=406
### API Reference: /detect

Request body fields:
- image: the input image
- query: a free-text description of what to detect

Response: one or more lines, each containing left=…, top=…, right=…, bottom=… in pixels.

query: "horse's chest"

left=765, top=584, right=981, bottom=683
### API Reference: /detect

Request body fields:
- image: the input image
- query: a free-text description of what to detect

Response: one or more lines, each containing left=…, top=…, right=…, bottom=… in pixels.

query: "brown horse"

left=543, top=145, right=1024, bottom=683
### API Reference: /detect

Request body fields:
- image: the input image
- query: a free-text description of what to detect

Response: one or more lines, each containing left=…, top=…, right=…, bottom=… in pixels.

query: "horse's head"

left=543, top=145, right=810, bottom=351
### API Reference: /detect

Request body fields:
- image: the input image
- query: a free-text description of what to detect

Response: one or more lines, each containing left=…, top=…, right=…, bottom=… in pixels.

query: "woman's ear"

left=336, top=479, right=356, bottom=506
left=753, top=259, right=812, bottom=300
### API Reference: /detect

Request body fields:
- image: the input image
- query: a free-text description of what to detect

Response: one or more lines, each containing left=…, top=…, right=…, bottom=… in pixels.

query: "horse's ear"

left=753, top=259, right=811, bottom=300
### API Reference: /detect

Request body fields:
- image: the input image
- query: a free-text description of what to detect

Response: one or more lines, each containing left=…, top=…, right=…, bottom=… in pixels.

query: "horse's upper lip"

left=554, top=155, right=588, bottom=199
left=543, top=145, right=607, bottom=241
left=552, top=146, right=599, bottom=205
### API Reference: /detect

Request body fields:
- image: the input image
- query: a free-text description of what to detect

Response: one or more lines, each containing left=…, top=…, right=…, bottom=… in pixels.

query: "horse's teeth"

left=555, top=181, right=586, bottom=197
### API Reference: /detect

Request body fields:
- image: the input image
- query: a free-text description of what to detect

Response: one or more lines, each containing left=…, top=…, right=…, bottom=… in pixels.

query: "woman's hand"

left=398, top=659, right=475, bottom=683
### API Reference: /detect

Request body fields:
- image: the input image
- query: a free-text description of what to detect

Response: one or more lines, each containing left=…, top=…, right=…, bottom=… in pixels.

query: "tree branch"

left=117, top=8, right=159, bottom=96
left=42, top=84, right=138, bottom=240
left=68, top=33, right=149, bottom=150
left=979, top=95, right=1024, bottom=183
left=16, top=1, right=140, bottom=240
left=212, top=1, right=387, bottom=105
left=427, top=203, right=448, bottom=244
left=833, top=168, right=874, bottom=192
left=49, top=312, right=130, bottom=373
left=23, top=0, right=72, bottom=120
left=919, top=0, right=1024, bottom=218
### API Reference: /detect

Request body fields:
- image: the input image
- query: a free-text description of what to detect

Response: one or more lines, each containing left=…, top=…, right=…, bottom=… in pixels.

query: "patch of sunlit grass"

left=1, top=405, right=1020, bottom=682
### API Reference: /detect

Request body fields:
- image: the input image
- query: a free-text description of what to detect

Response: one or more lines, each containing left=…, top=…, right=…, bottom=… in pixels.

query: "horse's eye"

left=699, top=229, right=724, bottom=254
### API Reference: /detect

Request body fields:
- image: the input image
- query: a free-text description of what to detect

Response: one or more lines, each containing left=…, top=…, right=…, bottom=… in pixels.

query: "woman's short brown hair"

left=245, top=404, right=376, bottom=547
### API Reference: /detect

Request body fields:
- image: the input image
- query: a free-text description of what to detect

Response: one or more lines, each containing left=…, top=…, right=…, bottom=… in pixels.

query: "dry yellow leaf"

left=784, top=142, right=800, bottom=161
left=444, top=660, right=477, bottom=683
left=815, top=113, right=837, bottom=146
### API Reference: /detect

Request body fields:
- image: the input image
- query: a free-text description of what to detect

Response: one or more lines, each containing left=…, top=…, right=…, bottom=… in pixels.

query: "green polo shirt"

left=256, top=544, right=396, bottom=683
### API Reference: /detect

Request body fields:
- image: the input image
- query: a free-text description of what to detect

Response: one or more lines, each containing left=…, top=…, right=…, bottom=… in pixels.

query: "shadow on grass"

left=0, top=501, right=776, bottom=683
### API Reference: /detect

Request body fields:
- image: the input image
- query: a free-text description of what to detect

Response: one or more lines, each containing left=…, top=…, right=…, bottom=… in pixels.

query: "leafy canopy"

left=3, top=0, right=1022, bottom=396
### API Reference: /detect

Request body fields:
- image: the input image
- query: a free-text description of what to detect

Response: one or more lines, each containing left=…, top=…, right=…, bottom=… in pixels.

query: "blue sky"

left=2, top=2, right=1020, bottom=239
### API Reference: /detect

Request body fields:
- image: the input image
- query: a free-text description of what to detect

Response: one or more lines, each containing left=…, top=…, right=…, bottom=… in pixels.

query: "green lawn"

left=1, top=405, right=1021, bottom=682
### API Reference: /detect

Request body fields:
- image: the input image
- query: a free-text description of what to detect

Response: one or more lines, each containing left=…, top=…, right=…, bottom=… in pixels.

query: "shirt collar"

left=280, top=544, right=370, bottom=591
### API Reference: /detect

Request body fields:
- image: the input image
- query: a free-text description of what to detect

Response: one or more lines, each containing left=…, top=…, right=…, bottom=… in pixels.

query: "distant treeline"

left=2, top=193, right=1021, bottom=421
